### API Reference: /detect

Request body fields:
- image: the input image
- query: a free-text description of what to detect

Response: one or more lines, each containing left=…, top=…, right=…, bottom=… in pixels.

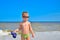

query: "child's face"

left=22, top=13, right=29, bottom=21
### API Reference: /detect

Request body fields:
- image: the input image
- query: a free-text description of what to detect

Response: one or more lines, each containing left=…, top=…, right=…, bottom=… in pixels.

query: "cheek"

left=26, top=18, right=28, bottom=20
left=23, top=18, right=28, bottom=20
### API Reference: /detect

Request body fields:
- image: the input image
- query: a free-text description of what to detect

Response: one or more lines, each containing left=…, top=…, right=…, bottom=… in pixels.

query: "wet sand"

left=0, top=22, right=60, bottom=40
left=0, top=31, right=60, bottom=40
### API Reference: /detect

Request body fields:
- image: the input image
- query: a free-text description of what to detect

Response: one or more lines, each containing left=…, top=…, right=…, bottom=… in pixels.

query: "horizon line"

left=0, top=21, right=60, bottom=23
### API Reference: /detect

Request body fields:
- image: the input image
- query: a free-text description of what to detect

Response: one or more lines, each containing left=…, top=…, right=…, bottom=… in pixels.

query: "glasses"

left=23, top=16, right=29, bottom=18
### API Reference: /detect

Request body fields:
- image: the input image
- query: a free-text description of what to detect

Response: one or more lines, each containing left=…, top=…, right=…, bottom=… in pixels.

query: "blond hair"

left=22, top=11, right=28, bottom=16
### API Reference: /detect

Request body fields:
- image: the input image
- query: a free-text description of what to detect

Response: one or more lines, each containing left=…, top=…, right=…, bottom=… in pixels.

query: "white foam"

left=0, top=31, right=60, bottom=40
left=0, top=30, right=10, bottom=36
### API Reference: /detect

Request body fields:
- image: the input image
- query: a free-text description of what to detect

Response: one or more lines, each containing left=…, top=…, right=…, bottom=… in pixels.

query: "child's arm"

left=29, top=23, right=35, bottom=38
left=14, top=23, right=22, bottom=33
left=14, top=29, right=19, bottom=33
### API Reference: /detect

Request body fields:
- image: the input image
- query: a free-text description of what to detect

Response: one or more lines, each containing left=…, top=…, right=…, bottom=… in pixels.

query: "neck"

left=23, top=21, right=28, bottom=22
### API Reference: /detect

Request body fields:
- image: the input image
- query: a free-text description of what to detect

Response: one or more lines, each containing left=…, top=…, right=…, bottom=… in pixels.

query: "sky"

left=0, top=0, right=60, bottom=22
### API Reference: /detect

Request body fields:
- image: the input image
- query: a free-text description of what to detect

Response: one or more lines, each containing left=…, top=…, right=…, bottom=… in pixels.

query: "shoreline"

left=0, top=31, right=60, bottom=40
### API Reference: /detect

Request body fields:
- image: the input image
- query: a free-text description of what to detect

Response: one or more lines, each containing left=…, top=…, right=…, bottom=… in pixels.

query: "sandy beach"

left=0, top=31, right=60, bottom=40
left=0, top=22, right=60, bottom=40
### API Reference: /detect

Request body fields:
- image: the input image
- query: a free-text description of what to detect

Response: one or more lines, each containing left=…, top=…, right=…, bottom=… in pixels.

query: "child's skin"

left=14, top=12, right=35, bottom=40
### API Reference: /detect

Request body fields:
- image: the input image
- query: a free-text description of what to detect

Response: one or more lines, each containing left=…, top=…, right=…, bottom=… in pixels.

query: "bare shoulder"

left=28, top=21, right=31, bottom=25
left=20, top=22, right=22, bottom=25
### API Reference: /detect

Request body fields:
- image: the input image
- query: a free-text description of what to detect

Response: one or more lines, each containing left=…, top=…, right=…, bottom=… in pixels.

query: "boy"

left=14, top=12, right=35, bottom=40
